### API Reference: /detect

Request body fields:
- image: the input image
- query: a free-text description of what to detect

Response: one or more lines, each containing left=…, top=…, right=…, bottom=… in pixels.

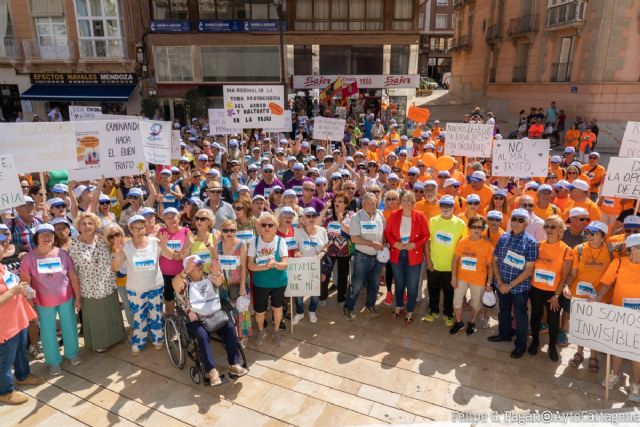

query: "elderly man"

left=253, top=164, right=284, bottom=197
left=510, top=195, right=545, bottom=241
left=206, top=181, right=235, bottom=230
left=460, top=171, right=493, bottom=211
left=285, top=163, right=313, bottom=195
left=298, top=181, right=325, bottom=212
left=581, top=152, right=606, bottom=201
left=533, top=184, right=560, bottom=220
left=563, top=179, right=601, bottom=221
left=10, top=197, right=41, bottom=253
left=562, top=207, right=590, bottom=248
left=488, top=209, right=539, bottom=358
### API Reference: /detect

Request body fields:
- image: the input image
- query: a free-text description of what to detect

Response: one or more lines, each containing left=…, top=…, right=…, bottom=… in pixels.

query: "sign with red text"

left=293, top=75, right=420, bottom=89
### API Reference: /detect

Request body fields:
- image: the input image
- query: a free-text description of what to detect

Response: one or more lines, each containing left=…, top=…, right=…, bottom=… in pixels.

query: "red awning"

left=156, top=84, right=199, bottom=98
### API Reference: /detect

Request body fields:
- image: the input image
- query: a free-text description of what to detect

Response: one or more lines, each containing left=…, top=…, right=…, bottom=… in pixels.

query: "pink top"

left=159, top=226, right=189, bottom=276
left=20, top=247, right=75, bottom=307
left=0, top=265, right=37, bottom=343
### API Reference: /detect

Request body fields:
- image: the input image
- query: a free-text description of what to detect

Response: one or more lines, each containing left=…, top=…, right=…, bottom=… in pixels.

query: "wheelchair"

left=164, top=300, right=248, bottom=385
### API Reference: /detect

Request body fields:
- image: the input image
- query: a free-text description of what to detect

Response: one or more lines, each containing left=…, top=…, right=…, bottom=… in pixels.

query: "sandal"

left=404, top=315, right=414, bottom=324
left=568, top=352, right=584, bottom=368
left=209, top=369, right=223, bottom=387
left=392, top=309, right=404, bottom=318
left=588, top=357, right=599, bottom=374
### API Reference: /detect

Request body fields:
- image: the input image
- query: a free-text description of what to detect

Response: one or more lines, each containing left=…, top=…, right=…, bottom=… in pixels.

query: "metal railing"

left=485, top=23, right=503, bottom=43
left=451, top=34, right=472, bottom=50
left=512, top=65, right=527, bottom=82
left=23, top=39, right=75, bottom=60
left=551, top=62, right=572, bottom=82
left=0, top=37, right=21, bottom=60
left=545, top=1, right=586, bottom=28
left=508, top=14, right=538, bottom=37
left=79, top=38, right=128, bottom=59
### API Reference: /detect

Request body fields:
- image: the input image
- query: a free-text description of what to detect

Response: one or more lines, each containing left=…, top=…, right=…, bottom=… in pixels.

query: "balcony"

left=485, top=23, right=503, bottom=44
left=23, top=40, right=75, bottom=61
left=551, top=62, right=572, bottom=82
left=512, top=65, right=527, bottom=82
left=508, top=14, right=538, bottom=38
left=79, top=39, right=128, bottom=60
left=0, top=37, right=21, bottom=61
left=450, top=34, right=472, bottom=51
left=545, top=1, right=586, bottom=29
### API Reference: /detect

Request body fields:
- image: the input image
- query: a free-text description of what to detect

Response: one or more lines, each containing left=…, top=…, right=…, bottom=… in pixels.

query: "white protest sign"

left=570, top=300, right=640, bottom=362
left=0, top=155, right=25, bottom=210
left=284, top=257, right=321, bottom=298
left=262, top=110, right=292, bottom=133
left=171, top=130, right=182, bottom=160
left=618, top=121, right=640, bottom=158
left=492, top=139, right=549, bottom=177
left=69, top=119, right=146, bottom=181
left=139, top=120, right=172, bottom=165
left=312, top=117, right=346, bottom=141
left=69, top=106, right=103, bottom=121
left=601, top=157, right=640, bottom=199
left=208, top=109, right=244, bottom=135
left=0, top=122, right=77, bottom=173
left=223, top=85, right=285, bottom=129
left=444, top=123, right=494, bottom=158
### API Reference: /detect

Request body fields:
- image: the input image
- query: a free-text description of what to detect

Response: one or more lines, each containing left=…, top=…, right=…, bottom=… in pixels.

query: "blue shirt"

left=493, top=231, right=539, bottom=293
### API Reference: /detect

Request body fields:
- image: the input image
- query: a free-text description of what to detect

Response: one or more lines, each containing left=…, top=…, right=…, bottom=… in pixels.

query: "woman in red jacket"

left=384, top=191, right=430, bottom=323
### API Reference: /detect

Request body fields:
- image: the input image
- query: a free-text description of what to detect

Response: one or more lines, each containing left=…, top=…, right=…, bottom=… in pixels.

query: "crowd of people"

left=1, top=103, right=639, bottom=406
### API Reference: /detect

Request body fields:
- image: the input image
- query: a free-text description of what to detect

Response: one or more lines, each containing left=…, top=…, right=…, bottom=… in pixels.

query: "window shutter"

left=30, top=0, right=64, bottom=17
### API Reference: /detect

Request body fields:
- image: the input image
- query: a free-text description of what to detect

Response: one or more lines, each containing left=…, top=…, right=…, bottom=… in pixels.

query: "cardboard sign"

left=139, top=120, right=172, bottom=165
left=208, top=108, right=244, bottom=135
left=284, top=257, right=321, bottom=298
left=223, top=85, right=285, bottom=129
left=618, top=121, right=640, bottom=158
left=0, top=122, right=77, bottom=173
left=444, top=123, right=494, bottom=158
left=406, top=106, right=430, bottom=124
left=312, top=117, right=346, bottom=141
left=69, top=106, right=103, bottom=121
left=0, top=155, right=25, bottom=210
left=69, top=119, right=146, bottom=180
left=492, top=139, right=550, bottom=177
left=569, top=300, right=640, bottom=362
left=171, top=130, right=182, bottom=160
left=262, top=110, right=292, bottom=133
left=601, top=157, right=640, bottom=199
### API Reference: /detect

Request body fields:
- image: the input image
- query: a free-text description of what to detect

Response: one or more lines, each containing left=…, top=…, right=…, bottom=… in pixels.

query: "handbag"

left=199, top=310, right=229, bottom=333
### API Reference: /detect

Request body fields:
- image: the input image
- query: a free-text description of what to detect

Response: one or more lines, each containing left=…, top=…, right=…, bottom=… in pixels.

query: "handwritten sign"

left=601, top=157, right=640, bottom=199
left=139, top=120, right=171, bottom=165
left=570, top=300, right=640, bottom=362
left=284, top=257, right=321, bottom=298
left=444, top=123, right=494, bottom=158
left=262, top=110, right=292, bottom=133
left=208, top=108, right=244, bottom=135
left=407, top=106, right=430, bottom=124
left=0, top=155, right=25, bottom=210
left=492, top=139, right=549, bottom=177
left=69, top=106, right=103, bottom=121
left=69, top=120, right=146, bottom=180
left=171, top=130, right=181, bottom=160
left=618, top=121, right=640, bottom=158
left=0, top=122, right=77, bottom=173
left=312, top=117, right=346, bottom=141
left=223, top=85, right=285, bottom=129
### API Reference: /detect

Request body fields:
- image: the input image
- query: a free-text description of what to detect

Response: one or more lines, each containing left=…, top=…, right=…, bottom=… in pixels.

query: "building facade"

left=0, top=0, right=140, bottom=121
left=418, top=0, right=454, bottom=83
left=450, top=0, right=640, bottom=149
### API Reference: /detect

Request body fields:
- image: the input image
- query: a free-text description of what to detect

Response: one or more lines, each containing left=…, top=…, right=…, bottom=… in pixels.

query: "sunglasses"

left=488, top=218, right=501, bottom=222
left=386, top=197, right=398, bottom=202
left=263, top=170, right=274, bottom=174
left=467, top=201, right=480, bottom=206
left=520, top=204, right=535, bottom=209
left=574, top=217, right=590, bottom=222
left=469, top=225, right=484, bottom=230
left=233, top=206, right=244, bottom=211
left=543, top=224, right=558, bottom=230
left=332, top=177, right=341, bottom=181
left=303, top=214, right=316, bottom=219
left=107, top=233, right=123, bottom=239
left=511, top=217, right=526, bottom=223
left=408, top=173, right=417, bottom=177
left=493, top=195, right=505, bottom=200
left=260, top=223, right=276, bottom=228
left=222, top=228, right=237, bottom=234
left=99, top=201, right=111, bottom=206
left=207, top=189, right=223, bottom=194
left=52, top=204, right=67, bottom=209
left=194, top=216, right=209, bottom=222
left=414, top=190, right=424, bottom=193
left=303, top=188, right=315, bottom=192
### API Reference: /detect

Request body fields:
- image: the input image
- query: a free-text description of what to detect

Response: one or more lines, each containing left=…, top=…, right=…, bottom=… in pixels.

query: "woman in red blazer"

left=384, top=191, right=430, bottom=322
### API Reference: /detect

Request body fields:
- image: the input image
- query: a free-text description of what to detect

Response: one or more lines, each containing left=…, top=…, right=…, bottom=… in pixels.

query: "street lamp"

left=274, top=0, right=286, bottom=85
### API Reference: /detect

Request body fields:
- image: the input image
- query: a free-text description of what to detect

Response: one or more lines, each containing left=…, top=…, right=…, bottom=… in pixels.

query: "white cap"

left=487, top=210, right=503, bottom=221
left=466, top=194, right=481, bottom=203
left=626, top=233, right=640, bottom=249
left=568, top=207, right=589, bottom=218
left=585, top=221, right=608, bottom=235
left=443, top=178, right=460, bottom=188
left=127, top=215, right=146, bottom=226
left=511, top=208, right=529, bottom=219
left=623, top=215, right=640, bottom=229
left=570, top=180, right=589, bottom=192
left=469, top=171, right=486, bottom=182
left=183, top=255, right=205, bottom=269
left=302, top=207, right=318, bottom=216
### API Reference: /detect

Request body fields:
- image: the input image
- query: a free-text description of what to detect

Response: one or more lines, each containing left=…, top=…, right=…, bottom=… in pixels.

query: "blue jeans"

left=0, top=328, right=30, bottom=395
left=344, top=251, right=383, bottom=311
left=295, top=296, right=318, bottom=314
left=186, top=320, right=239, bottom=371
left=498, top=290, right=530, bottom=352
left=391, top=251, right=421, bottom=312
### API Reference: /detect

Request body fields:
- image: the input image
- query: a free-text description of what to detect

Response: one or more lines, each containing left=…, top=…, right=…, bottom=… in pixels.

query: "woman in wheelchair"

left=172, top=255, right=248, bottom=386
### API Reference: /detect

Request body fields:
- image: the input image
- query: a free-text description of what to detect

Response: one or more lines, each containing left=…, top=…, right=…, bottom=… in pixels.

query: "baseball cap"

left=585, top=221, right=608, bottom=235
left=279, top=206, right=295, bottom=216
left=163, top=207, right=179, bottom=216
left=252, top=195, right=266, bottom=202
left=159, top=169, right=172, bottom=176
left=443, top=178, right=460, bottom=188
left=550, top=156, right=562, bottom=164
left=388, top=173, right=399, bottom=181
left=439, top=195, right=455, bottom=206
left=49, top=217, right=70, bottom=227
left=52, top=183, right=68, bottom=194
left=179, top=156, right=189, bottom=162
left=237, top=185, right=250, bottom=193
left=198, top=154, right=208, bottom=161
left=537, top=184, right=553, bottom=193
left=186, top=197, right=204, bottom=210
left=568, top=207, right=589, bottom=218
left=408, top=167, right=420, bottom=175
left=626, top=233, right=640, bottom=249
left=589, top=152, right=600, bottom=159
left=315, top=177, right=327, bottom=185
left=570, top=180, right=589, bottom=192
left=127, top=187, right=143, bottom=198
left=437, top=171, right=450, bottom=178
left=380, top=165, right=392, bottom=174
left=98, top=194, right=111, bottom=203
left=302, top=207, right=319, bottom=216
left=140, top=207, right=155, bottom=217
left=73, top=185, right=91, bottom=199
left=413, top=182, right=425, bottom=191
left=293, top=163, right=305, bottom=171
left=487, top=210, right=503, bottom=221
left=263, top=164, right=275, bottom=172
left=183, top=255, right=205, bottom=269
left=438, top=132, right=446, bottom=139
left=524, top=181, right=540, bottom=191
left=564, top=147, right=576, bottom=154
left=623, top=215, right=640, bottom=229
left=425, top=143, right=435, bottom=150
left=423, top=180, right=437, bottom=188
left=466, top=194, right=481, bottom=203
left=511, top=208, right=529, bottom=219
left=555, top=180, right=572, bottom=190
left=469, top=171, right=486, bottom=183
left=46, top=197, right=66, bottom=208
left=33, top=223, right=55, bottom=234
left=283, top=189, right=297, bottom=197
left=331, top=172, right=342, bottom=180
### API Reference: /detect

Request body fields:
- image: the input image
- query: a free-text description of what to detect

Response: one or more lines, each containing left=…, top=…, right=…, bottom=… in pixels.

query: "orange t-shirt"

left=532, top=240, right=574, bottom=292
left=600, top=197, right=631, bottom=217
left=455, top=237, right=493, bottom=286
left=554, top=196, right=570, bottom=212
left=564, top=129, right=580, bottom=148
left=563, top=199, right=602, bottom=221
left=600, top=257, right=640, bottom=307
left=579, top=131, right=597, bottom=153
left=415, top=199, right=441, bottom=220
left=0, top=265, right=38, bottom=342
left=533, top=203, right=560, bottom=220
left=570, top=243, right=613, bottom=302
left=483, top=227, right=505, bottom=248
left=460, top=184, right=494, bottom=211
left=549, top=165, right=565, bottom=180
left=581, top=164, right=606, bottom=193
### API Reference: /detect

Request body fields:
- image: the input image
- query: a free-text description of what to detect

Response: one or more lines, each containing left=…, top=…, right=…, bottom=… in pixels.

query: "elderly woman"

left=97, top=194, right=117, bottom=230
left=276, top=189, right=303, bottom=221
left=324, top=191, right=354, bottom=304
left=51, top=217, right=73, bottom=251
left=103, top=223, right=133, bottom=326
left=187, top=208, right=219, bottom=272
left=141, top=207, right=162, bottom=237
left=384, top=191, right=430, bottom=323
left=158, top=207, right=191, bottom=316
left=172, top=255, right=248, bottom=386
left=20, top=224, right=81, bottom=375
left=118, top=187, right=146, bottom=231
left=234, top=199, right=259, bottom=244
left=69, top=212, right=124, bottom=352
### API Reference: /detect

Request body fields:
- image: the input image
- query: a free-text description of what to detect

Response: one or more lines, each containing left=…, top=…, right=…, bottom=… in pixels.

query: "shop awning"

left=21, top=84, right=136, bottom=102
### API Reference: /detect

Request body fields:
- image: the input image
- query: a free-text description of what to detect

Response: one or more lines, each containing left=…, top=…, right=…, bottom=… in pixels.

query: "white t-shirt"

left=123, top=237, right=163, bottom=292
left=248, top=236, right=288, bottom=266
left=294, top=226, right=328, bottom=257
left=400, top=216, right=412, bottom=244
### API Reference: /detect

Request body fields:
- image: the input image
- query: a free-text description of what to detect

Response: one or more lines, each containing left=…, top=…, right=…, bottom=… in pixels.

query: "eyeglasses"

left=467, top=202, right=480, bottom=206
left=543, top=224, right=558, bottom=230
left=303, top=214, right=316, bottom=219
left=263, top=170, right=274, bottom=174
left=493, top=195, right=505, bottom=200
left=207, top=189, right=222, bottom=194
left=511, top=217, right=526, bottom=223
left=194, top=216, right=209, bottom=222
left=107, top=233, right=123, bottom=239
left=469, top=225, right=484, bottom=230
left=386, top=197, right=398, bottom=202
left=520, top=203, right=535, bottom=209
left=222, top=228, right=237, bottom=234
left=260, top=223, right=276, bottom=228
left=408, top=173, right=417, bottom=177
left=303, top=188, right=315, bottom=192
left=233, top=205, right=244, bottom=211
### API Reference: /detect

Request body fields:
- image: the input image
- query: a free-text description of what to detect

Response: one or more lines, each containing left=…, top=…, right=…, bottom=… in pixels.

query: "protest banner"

left=69, top=119, right=146, bottom=181
left=223, top=85, right=285, bottom=129
left=492, top=138, right=550, bottom=177
left=618, top=121, right=640, bottom=158
left=601, top=157, right=640, bottom=199
left=262, top=110, right=292, bottom=133
left=569, top=300, right=640, bottom=363
left=208, top=109, right=244, bottom=135
left=0, top=122, right=77, bottom=173
left=312, top=117, right=346, bottom=141
left=0, top=155, right=25, bottom=210
left=139, top=120, right=172, bottom=165
left=284, top=257, right=321, bottom=298
left=444, top=123, right=494, bottom=158
left=171, top=130, right=182, bottom=160
left=406, top=106, right=430, bottom=124
left=69, top=106, right=103, bottom=121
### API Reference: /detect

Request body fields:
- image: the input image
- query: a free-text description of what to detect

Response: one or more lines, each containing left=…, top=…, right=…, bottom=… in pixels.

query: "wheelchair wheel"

left=190, top=366, right=202, bottom=384
left=164, top=316, right=185, bottom=368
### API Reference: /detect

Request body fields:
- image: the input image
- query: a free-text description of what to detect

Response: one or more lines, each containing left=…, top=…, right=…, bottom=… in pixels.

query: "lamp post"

left=274, top=0, right=286, bottom=85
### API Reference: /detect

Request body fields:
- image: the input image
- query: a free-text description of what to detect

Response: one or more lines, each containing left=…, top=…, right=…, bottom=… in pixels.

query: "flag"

left=341, top=81, right=358, bottom=99
left=319, top=76, right=343, bottom=104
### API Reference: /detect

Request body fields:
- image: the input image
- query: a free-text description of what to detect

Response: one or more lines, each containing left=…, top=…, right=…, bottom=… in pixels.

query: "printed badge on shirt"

left=195, top=251, right=211, bottom=263
left=460, top=256, right=477, bottom=271
left=503, top=250, right=526, bottom=270
left=328, top=221, right=342, bottom=235
left=360, top=220, right=378, bottom=233
left=167, top=240, right=182, bottom=251
left=2, top=269, right=19, bottom=289
left=293, top=185, right=303, bottom=196
left=133, top=256, right=156, bottom=272
left=236, top=230, right=254, bottom=242
left=285, top=236, right=298, bottom=250
left=576, top=281, right=596, bottom=298
left=264, top=187, right=272, bottom=198
left=219, top=255, right=240, bottom=270
left=622, top=298, right=640, bottom=310
left=435, top=231, right=453, bottom=246
left=534, top=269, right=556, bottom=287
left=37, top=257, right=63, bottom=274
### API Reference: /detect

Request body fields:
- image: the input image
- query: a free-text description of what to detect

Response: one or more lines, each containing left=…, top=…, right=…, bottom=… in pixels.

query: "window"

left=35, top=17, right=69, bottom=59
left=74, top=0, right=125, bottom=58
left=201, top=46, right=279, bottom=82
left=435, top=14, right=448, bottom=29
left=294, top=45, right=313, bottom=75
left=390, top=45, right=409, bottom=74
left=152, top=0, right=189, bottom=20
left=155, top=46, right=193, bottom=81
left=393, top=0, right=414, bottom=30
left=199, top=0, right=278, bottom=20
left=436, top=0, right=449, bottom=6
left=295, top=0, right=383, bottom=31
left=319, top=45, right=383, bottom=74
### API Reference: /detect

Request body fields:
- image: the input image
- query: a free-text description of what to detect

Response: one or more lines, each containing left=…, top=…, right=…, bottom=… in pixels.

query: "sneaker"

left=444, top=316, right=455, bottom=327
left=384, top=292, right=394, bottom=305
left=273, top=330, right=283, bottom=347
left=49, top=364, right=61, bottom=376
left=602, top=373, right=621, bottom=390
left=366, top=306, right=379, bottom=318
left=422, top=312, right=438, bottom=323
left=292, top=313, right=304, bottom=325
left=309, top=312, right=318, bottom=323
left=450, top=321, right=465, bottom=335
left=466, top=322, right=476, bottom=336
left=343, top=308, right=355, bottom=320
left=629, top=383, right=640, bottom=403
left=0, top=391, right=28, bottom=405
left=255, top=329, right=267, bottom=346
left=557, top=330, right=569, bottom=347
left=15, top=374, right=45, bottom=386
